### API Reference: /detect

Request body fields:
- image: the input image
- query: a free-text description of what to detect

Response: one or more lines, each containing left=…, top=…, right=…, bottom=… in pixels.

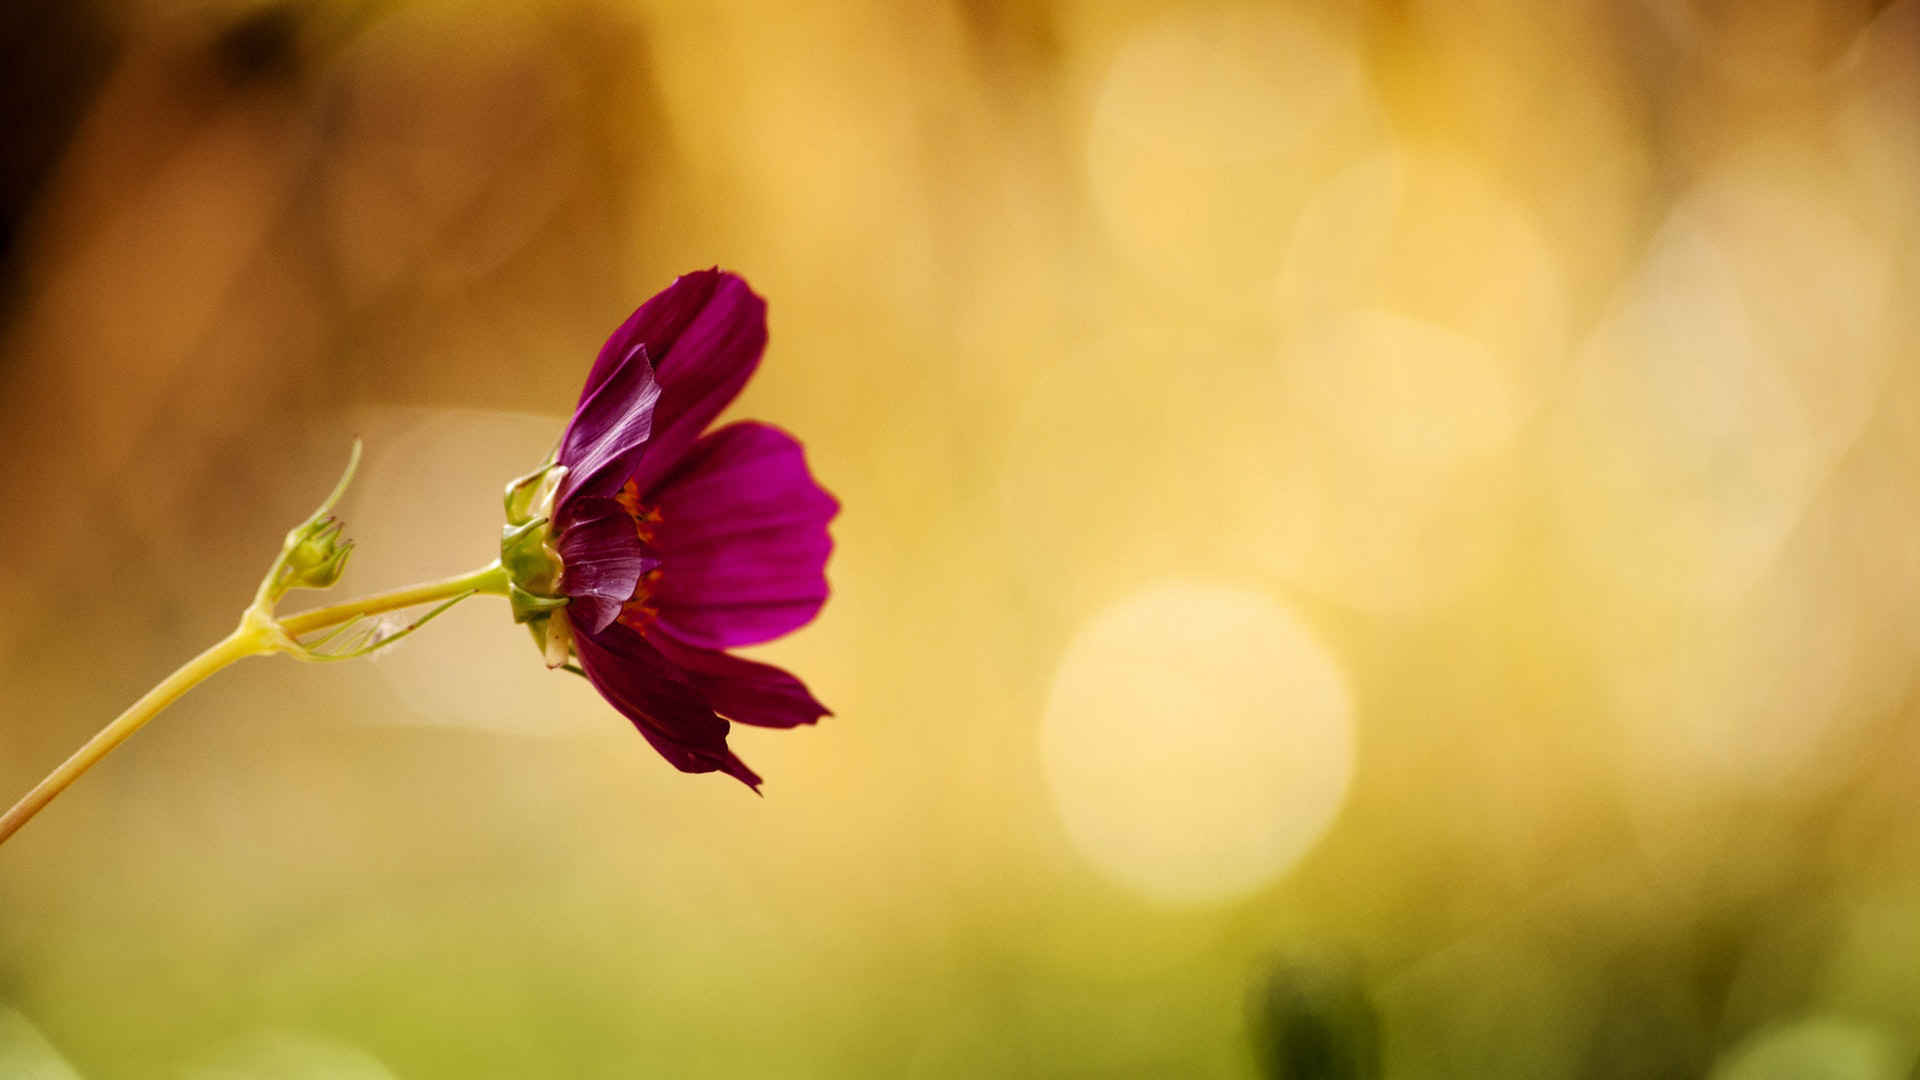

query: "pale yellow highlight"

left=1041, top=582, right=1354, bottom=906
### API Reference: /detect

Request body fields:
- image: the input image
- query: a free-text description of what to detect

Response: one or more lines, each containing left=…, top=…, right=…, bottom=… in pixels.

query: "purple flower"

left=514, top=270, right=836, bottom=790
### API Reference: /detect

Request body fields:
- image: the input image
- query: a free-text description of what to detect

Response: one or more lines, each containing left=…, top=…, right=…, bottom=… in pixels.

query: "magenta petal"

left=556, top=345, right=662, bottom=504
left=623, top=274, right=768, bottom=494
left=553, top=496, right=655, bottom=634
left=578, top=269, right=726, bottom=411
left=647, top=421, right=838, bottom=650
left=647, top=630, right=830, bottom=729
left=573, top=621, right=761, bottom=791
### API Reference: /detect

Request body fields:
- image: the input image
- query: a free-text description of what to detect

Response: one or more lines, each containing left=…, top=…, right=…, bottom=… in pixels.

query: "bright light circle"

left=1041, top=582, right=1355, bottom=905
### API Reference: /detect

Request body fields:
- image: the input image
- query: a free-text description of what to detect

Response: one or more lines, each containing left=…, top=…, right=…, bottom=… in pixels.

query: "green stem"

left=278, top=562, right=509, bottom=637
left=0, top=562, right=510, bottom=848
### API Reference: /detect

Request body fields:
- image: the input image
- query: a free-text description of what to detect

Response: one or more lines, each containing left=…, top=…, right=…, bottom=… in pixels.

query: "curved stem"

left=0, top=626, right=267, bottom=846
left=0, top=562, right=511, bottom=848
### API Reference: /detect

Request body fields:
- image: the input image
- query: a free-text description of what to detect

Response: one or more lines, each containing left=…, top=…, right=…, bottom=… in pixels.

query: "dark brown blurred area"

left=0, top=1, right=675, bottom=657
left=0, top=0, right=113, bottom=312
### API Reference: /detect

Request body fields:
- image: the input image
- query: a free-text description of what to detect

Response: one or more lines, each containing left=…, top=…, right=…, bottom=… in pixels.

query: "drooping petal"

left=553, top=496, right=656, bottom=634
left=623, top=273, right=768, bottom=494
left=645, top=421, right=838, bottom=650
left=573, top=621, right=761, bottom=791
left=555, top=344, right=662, bottom=504
left=647, top=630, right=830, bottom=729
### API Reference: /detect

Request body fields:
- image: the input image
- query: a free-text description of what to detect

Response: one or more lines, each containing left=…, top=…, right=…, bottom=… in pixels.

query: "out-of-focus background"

left=1, top=0, right=1918, bottom=1075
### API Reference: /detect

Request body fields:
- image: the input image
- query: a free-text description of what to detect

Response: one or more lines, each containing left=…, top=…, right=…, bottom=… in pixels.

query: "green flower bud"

left=282, top=514, right=355, bottom=592
left=255, top=439, right=363, bottom=609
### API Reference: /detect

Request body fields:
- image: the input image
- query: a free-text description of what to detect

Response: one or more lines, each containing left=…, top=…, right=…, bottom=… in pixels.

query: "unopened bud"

left=282, top=515, right=355, bottom=592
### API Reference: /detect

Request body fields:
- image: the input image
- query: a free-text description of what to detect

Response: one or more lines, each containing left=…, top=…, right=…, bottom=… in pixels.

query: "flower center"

left=615, top=478, right=665, bottom=629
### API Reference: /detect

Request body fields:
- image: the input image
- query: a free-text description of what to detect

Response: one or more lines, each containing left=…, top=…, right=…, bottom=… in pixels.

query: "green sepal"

left=501, top=513, right=567, bottom=632
left=509, top=582, right=569, bottom=624
left=502, top=454, right=575, bottom=661
left=504, top=460, right=565, bottom=527
left=501, top=518, right=559, bottom=591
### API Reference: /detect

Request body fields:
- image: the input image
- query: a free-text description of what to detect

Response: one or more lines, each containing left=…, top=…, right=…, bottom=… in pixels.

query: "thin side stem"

left=278, top=562, right=509, bottom=637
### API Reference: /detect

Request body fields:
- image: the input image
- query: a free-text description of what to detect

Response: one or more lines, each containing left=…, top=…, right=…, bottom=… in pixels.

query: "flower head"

left=505, top=270, right=836, bottom=790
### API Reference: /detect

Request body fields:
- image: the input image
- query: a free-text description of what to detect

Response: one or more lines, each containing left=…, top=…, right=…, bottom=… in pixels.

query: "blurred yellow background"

left=2, top=0, right=1918, bottom=1075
